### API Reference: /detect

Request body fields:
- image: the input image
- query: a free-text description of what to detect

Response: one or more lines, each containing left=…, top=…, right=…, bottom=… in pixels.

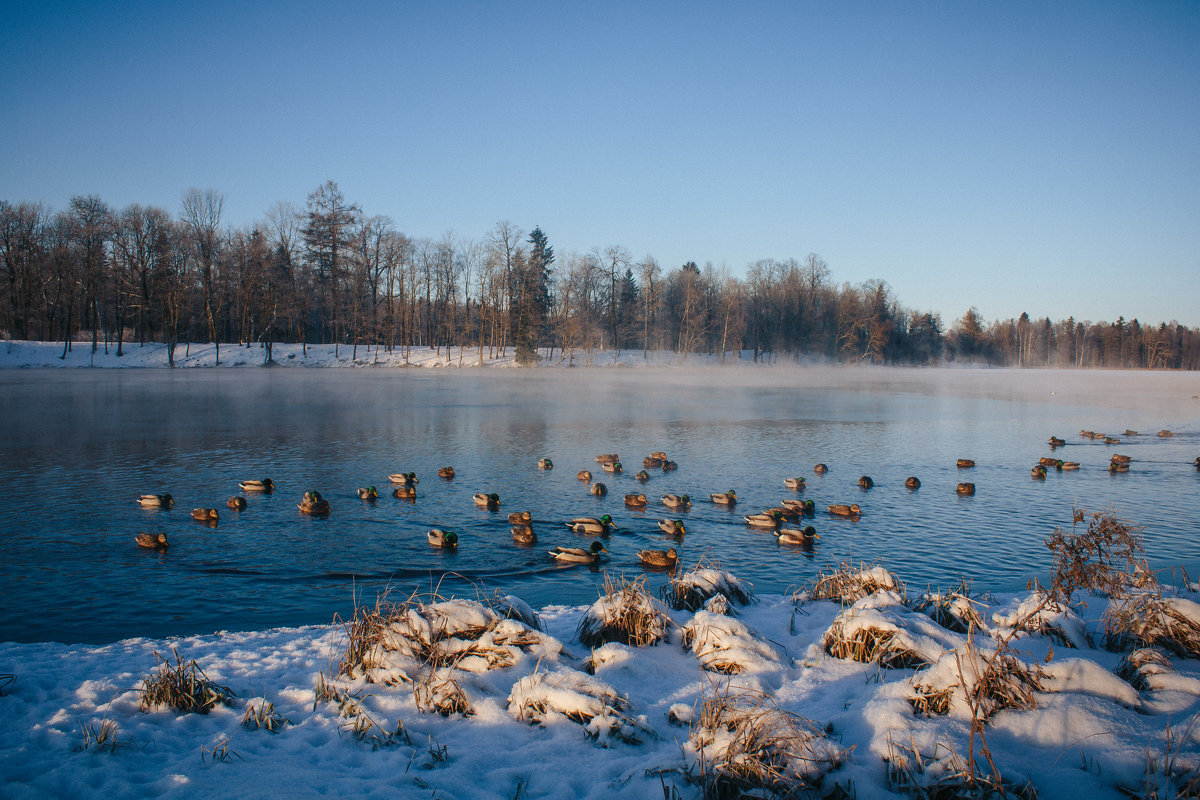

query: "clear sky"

left=3, top=1, right=1198, bottom=327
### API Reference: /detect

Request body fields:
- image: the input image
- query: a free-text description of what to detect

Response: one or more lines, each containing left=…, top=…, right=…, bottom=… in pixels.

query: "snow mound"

left=681, top=611, right=783, bottom=675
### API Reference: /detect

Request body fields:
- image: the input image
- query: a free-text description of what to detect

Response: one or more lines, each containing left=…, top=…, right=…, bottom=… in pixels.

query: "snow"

left=4, top=583, right=1200, bottom=799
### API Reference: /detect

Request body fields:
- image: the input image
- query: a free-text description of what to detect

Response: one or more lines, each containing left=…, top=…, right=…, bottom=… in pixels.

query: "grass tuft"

left=578, top=574, right=671, bottom=648
left=139, top=647, right=235, bottom=714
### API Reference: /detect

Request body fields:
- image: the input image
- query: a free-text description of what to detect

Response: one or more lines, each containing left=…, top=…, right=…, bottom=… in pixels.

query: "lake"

left=1, top=365, right=1197, bottom=644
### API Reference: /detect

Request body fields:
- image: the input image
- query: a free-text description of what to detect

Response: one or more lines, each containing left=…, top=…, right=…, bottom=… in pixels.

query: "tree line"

left=2, top=181, right=1198, bottom=369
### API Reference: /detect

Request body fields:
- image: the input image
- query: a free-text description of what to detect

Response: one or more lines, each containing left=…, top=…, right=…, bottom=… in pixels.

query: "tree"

left=302, top=180, right=360, bottom=351
left=511, top=226, right=553, bottom=364
left=180, top=187, right=225, bottom=362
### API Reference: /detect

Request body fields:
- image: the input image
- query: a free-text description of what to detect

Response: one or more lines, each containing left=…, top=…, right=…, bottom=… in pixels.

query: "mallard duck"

left=191, top=507, right=219, bottom=522
left=662, top=494, right=691, bottom=509
left=956, top=459, right=975, bottom=469
left=473, top=492, right=501, bottom=509
left=1088, top=431, right=1105, bottom=439
left=602, top=461, right=623, bottom=474
left=239, top=479, right=274, bottom=493
left=1031, top=465, right=1047, bottom=479
left=135, top=531, right=169, bottom=549
left=813, top=463, right=828, bottom=474
left=624, top=493, right=648, bottom=508
left=857, top=476, right=874, bottom=489
left=137, top=494, right=174, bottom=509
left=781, top=498, right=816, bottom=515
left=745, top=510, right=783, bottom=529
left=549, top=541, right=607, bottom=563
left=577, top=470, right=593, bottom=482
left=511, top=525, right=536, bottom=544
left=1109, top=462, right=1130, bottom=473
left=357, top=486, right=378, bottom=500
left=427, top=529, right=458, bottom=549
left=1123, top=429, right=1139, bottom=436
left=538, top=458, right=554, bottom=470
left=1158, top=429, right=1174, bottom=438
left=710, top=490, right=737, bottom=505
left=388, top=472, right=418, bottom=486
left=595, top=453, right=619, bottom=464
left=508, top=510, right=532, bottom=525
left=650, top=451, right=667, bottom=460
left=661, top=460, right=678, bottom=472
left=565, top=514, right=614, bottom=534
left=638, top=547, right=678, bottom=568
left=826, top=504, right=861, bottom=518
left=905, top=476, right=921, bottom=489
left=643, top=455, right=664, bottom=468
left=1079, top=429, right=1095, bottom=438
left=785, top=477, right=806, bottom=491
left=1110, top=454, right=1133, bottom=464
left=299, top=491, right=330, bottom=515
left=776, top=526, right=818, bottom=545
left=956, top=482, right=975, bottom=495
left=1056, top=460, right=1080, bottom=471
left=1038, top=456, right=1060, bottom=466
left=635, top=470, right=650, bottom=482
left=438, top=466, right=456, bottom=479
left=1194, top=456, right=1200, bottom=469
left=659, top=519, right=686, bottom=536
left=226, top=496, right=247, bottom=510
left=1048, top=436, right=1066, bottom=447
left=590, top=482, right=608, bottom=497
left=393, top=485, right=417, bottom=499
left=1104, top=437, right=1121, bottom=445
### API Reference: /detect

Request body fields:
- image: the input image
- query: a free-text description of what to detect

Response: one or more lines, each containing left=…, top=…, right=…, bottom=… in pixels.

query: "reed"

left=1104, top=593, right=1200, bottom=658
left=823, top=617, right=930, bottom=670
left=578, top=574, right=671, bottom=648
left=665, top=560, right=756, bottom=612
left=804, top=561, right=903, bottom=606
left=886, top=737, right=1038, bottom=799
left=1045, top=509, right=1155, bottom=604
left=73, top=717, right=129, bottom=754
left=1115, top=647, right=1173, bottom=692
left=138, top=647, right=235, bottom=714
left=241, top=697, right=291, bottom=733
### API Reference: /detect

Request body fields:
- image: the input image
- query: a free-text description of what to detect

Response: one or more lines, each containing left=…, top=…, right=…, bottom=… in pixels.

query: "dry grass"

left=1045, top=509, right=1155, bottom=604
left=507, top=668, right=649, bottom=745
left=336, top=691, right=411, bottom=750
left=823, top=616, right=931, bottom=670
left=908, top=684, right=953, bottom=717
left=138, top=648, right=235, bottom=714
left=1116, top=648, right=1174, bottom=692
left=1104, top=593, right=1200, bottom=658
left=680, top=612, right=782, bottom=675
left=686, top=682, right=848, bottom=799
left=412, top=668, right=473, bottom=717
left=886, top=737, right=1038, bottom=799
left=578, top=574, right=671, bottom=648
left=241, top=698, right=291, bottom=733
left=1120, top=712, right=1200, bottom=800
left=913, top=581, right=985, bottom=634
left=200, top=735, right=242, bottom=763
left=665, top=560, right=756, bottom=612
left=73, top=717, right=129, bottom=754
left=803, top=562, right=902, bottom=606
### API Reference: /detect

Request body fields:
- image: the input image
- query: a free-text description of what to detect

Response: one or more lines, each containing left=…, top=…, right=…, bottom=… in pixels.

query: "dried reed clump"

left=886, top=737, right=1038, bottom=800
left=686, top=683, right=848, bottom=798
left=138, top=648, right=235, bottom=714
left=335, top=690, right=411, bottom=750
left=912, top=582, right=985, bottom=634
left=73, top=718, right=129, bottom=754
left=803, top=562, right=903, bottom=606
left=241, top=698, right=291, bottom=733
left=1115, top=647, right=1174, bottom=692
left=955, top=643, right=1045, bottom=721
left=991, top=591, right=1093, bottom=649
left=823, top=611, right=932, bottom=670
left=338, top=596, right=407, bottom=680
left=412, top=668, right=473, bottom=717
left=578, top=574, right=671, bottom=648
left=507, top=668, right=649, bottom=746
left=908, top=683, right=953, bottom=717
left=1104, top=593, right=1200, bottom=658
left=665, top=565, right=756, bottom=613
left=1045, top=509, right=1155, bottom=604
left=680, top=611, right=782, bottom=675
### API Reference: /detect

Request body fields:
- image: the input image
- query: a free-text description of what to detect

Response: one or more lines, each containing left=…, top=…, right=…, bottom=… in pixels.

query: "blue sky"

left=3, top=1, right=1198, bottom=327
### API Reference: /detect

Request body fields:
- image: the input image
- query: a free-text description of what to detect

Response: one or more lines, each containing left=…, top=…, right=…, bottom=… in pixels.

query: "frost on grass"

left=507, top=668, right=651, bottom=746
left=685, top=682, right=847, bottom=798
left=681, top=610, right=783, bottom=675
left=665, top=566, right=756, bottom=613
left=577, top=575, right=671, bottom=648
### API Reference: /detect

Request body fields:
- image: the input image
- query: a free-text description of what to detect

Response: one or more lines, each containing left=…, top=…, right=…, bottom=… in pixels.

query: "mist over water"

left=1, top=366, right=1197, bottom=644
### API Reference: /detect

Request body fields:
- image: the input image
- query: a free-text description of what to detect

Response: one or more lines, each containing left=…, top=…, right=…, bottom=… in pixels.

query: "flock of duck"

left=134, top=432, right=1198, bottom=568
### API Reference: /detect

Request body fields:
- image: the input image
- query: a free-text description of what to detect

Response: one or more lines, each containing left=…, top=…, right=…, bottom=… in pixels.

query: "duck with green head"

left=744, top=510, right=783, bottom=529
left=710, top=490, right=737, bottom=505
left=565, top=514, right=614, bottom=534
left=662, top=494, right=690, bottom=509
left=776, top=526, right=818, bottom=545
left=658, top=519, right=686, bottom=536
left=549, top=541, right=607, bottom=563
left=428, top=529, right=458, bottom=549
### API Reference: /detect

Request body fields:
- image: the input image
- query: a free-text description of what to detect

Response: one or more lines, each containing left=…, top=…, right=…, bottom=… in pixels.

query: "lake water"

left=1, top=365, right=1198, bottom=645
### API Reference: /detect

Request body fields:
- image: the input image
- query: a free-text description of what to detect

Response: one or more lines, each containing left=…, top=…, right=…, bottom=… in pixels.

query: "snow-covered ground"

left=2, top=567, right=1199, bottom=799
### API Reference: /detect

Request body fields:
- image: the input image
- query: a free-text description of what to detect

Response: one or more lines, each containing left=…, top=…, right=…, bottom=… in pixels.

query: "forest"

left=2, top=181, right=1198, bottom=369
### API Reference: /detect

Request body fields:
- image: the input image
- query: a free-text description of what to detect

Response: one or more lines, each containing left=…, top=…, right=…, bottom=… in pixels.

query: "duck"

left=1194, top=457, right=1200, bottom=469
left=745, top=510, right=783, bottom=529
left=765, top=505, right=799, bottom=521
left=1104, top=437, right=1121, bottom=445
left=658, top=519, right=686, bottom=537
left=813, top=463, right=828, bottom=474
left=601, top=461, right=623, bottom=474
left=956, top=459, right=975, bottom=469
left=857, top=476, right=874, bottom=489
left=508, top=510, right=532, bottom=525
left=662, top=494, right=691, bottom=509
left=135, top=531, right=169, bottom=549
left=438, top=466, right=456, bottom=479
left=473, top=492, right=501, bottom=509
left=956, top=482, right=975, bottom=495
left=137, top=494, right=174, bottom=509
left=357, top=486, right=379, bottom=500
left=776, top=526, right=818, bottom=545
left=1158, top=429, right=1174, bottom=438
left=826, top=504, right=862, bottom=518
left=1109, top=462, right=1130, bottom=473
left=637, top=547, right=678, bottom=568
left=1124, top=430, right=1140, bottom=436
left=1079, top=429, right=1096, bottom=438
left=226, top=496, right=247, bottom=510
left=299, top=491, right=330, bottom=515
left=538, top=458, right=554, bottom=470
left=511, top=525, right=537, bottom=544
left=1056, top=460, right=1080, bottom=471
left=709, top=490, right=737, bottom=505
left=635, top=469, right=651, bottom=482
left=595, top=453, right=619, bottom=464
left=239, top=479, right=274, bottom=493
left=1048, top=436, right=1066, bottom=447
left=427, top=529, right=458, bottom=549
left=1038, top=456, right=1059, bottom=466
left=643, top=455, right=664, bottom=469
left=191, top=507, right=219, bottom=522
left=388, top=472, right=418, bottom=486
left=905, top=476, right=921, bottom=489
left=549, top=541, right=607, bottom=564
left=590, top=482, right=608, bottom=497
left=624, top=493, right=648, bottom=508
left=565, top=514, right=614, bottom=534
left=577, top=470, right=593, bottom=482
left=393, top=485, right=417, bottom=500
left=661, top=460, right=678, bottom=472
left=785, top=477, right=806, bottom=491
left=1031, top=465, right=1047, bottom=479
left=781, top=498, right=816, bottom=515
left=650, top=451, right=668, bottom=460
left=1110, top=454, right=1133, bottom=464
